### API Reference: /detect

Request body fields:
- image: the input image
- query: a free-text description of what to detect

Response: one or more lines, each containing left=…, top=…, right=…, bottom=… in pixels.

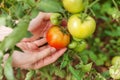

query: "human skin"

left=1, top=12, right=67, bottom=69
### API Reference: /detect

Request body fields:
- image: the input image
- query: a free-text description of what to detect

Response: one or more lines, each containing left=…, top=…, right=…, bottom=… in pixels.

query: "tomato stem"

left=112, top=0, right=119, bottom=10
left=88, top=0, right=99, bottom=9
left=60, top=26, right=69, bottom=34
left=61, top=10, right=69, bottom=21
left=79, top=13, right=88, bottom=23
left=83, top=0, right=99, bottom=16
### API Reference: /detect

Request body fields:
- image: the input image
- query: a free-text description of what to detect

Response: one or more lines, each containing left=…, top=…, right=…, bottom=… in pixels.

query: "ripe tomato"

left=46, top=26, right=70, bottom=49
left=62, top=0, right=84, bottom=13
left=68, top=14, right=96, bottom=39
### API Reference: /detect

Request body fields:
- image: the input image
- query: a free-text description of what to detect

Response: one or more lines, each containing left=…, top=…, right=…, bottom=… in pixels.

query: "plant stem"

left=61, top=10, right=68, bottom=21
left=88, top=0, right=100, bottom=8
left=84, top=0, right=89, bottom=14
left=89, top=8, right=95, bottom=16
left=112, top=0, right=119, bottom=10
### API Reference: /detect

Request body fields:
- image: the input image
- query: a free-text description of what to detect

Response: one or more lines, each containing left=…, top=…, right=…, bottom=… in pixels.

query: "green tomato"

left=50, top=13, right=62, bottom=25
left=74, top=41, right=87, bottom=52
left=109, top=65, right=120, bottom=79
left=62, top=0, right=84, bottom=13
left=68, top=14, right=96, bottom=39
left=73, top=36, right=82, bottom=41
left=68, top=40, right=78, bottom=49
left=111, top=56, right=120, bottom=65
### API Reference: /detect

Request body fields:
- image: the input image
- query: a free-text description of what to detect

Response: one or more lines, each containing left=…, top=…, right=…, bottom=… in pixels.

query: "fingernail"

left=50, top=47, right=56, bottom=53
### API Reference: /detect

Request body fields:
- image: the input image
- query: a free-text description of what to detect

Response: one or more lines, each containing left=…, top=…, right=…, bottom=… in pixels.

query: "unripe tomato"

left=50, top=13, right=62, bottom=25
left=109, top=65, right=120, bottom=79
left=62, top=0, right=84, bottom=13
left=111, top=56, right=120, bottom=65
left=68, top=40, right=78, bottom=49
left=68, top=14, right=96, bottom=39
left=74, top=40, right=87, bottom=52
left=46, top=26, right=70, bottom=49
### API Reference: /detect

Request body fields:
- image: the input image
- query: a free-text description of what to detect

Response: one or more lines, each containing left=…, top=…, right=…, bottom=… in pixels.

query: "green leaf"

left=60, top=53, right=69, bottom=69
left=25, top=70, right=35, bottom=80
left=105, top=27, right=120, bottom=37
left=24, top=0, right=36, bottom=7
left=68, top=65, right=81, bottom=80
left=0, top=20, right=29, bottom=51
left=38, top=0, right=64, bottom=13
left=88, top=51, right=97, bottom=62
left=0, top=16, right=6, bottom=26
left=25, top=31, right=33, bottom=38
left=96, top=59, right=104, bottom=66
left=16, top=68, right=21, bottom=80
left=15, top=3, right=25, bottom=18
left=4, top=56, right=15, bottom=80
left=101, top=70, right=110, bottom=79
left=0, top=51, right=3, bottom=80
left=55, top=68, right=65, bottom=78
left=80, top=55, right=89, bottom=64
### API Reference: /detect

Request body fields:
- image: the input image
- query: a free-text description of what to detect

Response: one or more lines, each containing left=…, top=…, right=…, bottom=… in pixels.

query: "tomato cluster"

left=46, top=0, right=96, bottom=51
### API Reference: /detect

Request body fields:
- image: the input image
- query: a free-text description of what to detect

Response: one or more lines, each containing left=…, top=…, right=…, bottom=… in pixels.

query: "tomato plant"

left=67, top=14, right=96, bottom=39
left=62, top=0, right=84, bottom=13
left=46, top=26, right=70, bottom=49
left=1, top=0, right=120, bottom=80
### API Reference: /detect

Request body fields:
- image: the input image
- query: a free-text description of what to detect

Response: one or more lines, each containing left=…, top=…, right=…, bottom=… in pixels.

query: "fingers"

left=12, top=47, right=56, bottom=68
left=28, top=12, right=51, bottom=33
left=43, top=21, right=53, bottom=37
left=32, top=47, right=56, bottom=62
left=21, top=36, right=38, bottom=42
left=33, top=38, right=47, bottom=47
left=28, top=12, right=45, bottom=32
left=32, top=48, right=67, bottom=69
left=16, top=38, right=47, bottom=51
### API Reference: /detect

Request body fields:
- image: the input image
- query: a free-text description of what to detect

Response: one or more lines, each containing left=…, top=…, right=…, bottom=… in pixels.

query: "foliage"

left=0, top=0, right=120, bottom=80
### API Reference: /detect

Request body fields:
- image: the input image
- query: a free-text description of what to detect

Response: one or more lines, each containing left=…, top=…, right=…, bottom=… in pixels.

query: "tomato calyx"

left=50, top=13, right=63, bottom=25
left=78, top=13, right=88, bottom=23
left=60, top=26, right=69, bottom=35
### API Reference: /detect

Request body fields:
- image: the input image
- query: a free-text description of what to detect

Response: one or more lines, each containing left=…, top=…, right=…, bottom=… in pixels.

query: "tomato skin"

left=109, top=65, right=120, bottom=79
left=50, top=13, right=62, bottom=25
left=62, top=0, right=84, bottom=13
left=68, top=40, right=78, bottom=49
left=46, top=26, right=70, bottom=49
left=111, top=56, right=120, bottom=65
left=68, top=14, right=96, bottom=39
left=74, top=40, right=87, bottom=52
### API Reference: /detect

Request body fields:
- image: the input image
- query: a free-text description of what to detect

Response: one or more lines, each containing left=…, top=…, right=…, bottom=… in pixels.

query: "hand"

left=22, top=12, right=52, bottom=41
left=2, top=12, right=67, bottom=69
left=15, top=12, right=67, bottom=69
left=3, top=38, right=66, bottom=69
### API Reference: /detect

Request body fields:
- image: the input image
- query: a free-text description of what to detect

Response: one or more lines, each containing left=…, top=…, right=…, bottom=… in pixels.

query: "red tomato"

left=46, top=26, right=70, bottom=49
